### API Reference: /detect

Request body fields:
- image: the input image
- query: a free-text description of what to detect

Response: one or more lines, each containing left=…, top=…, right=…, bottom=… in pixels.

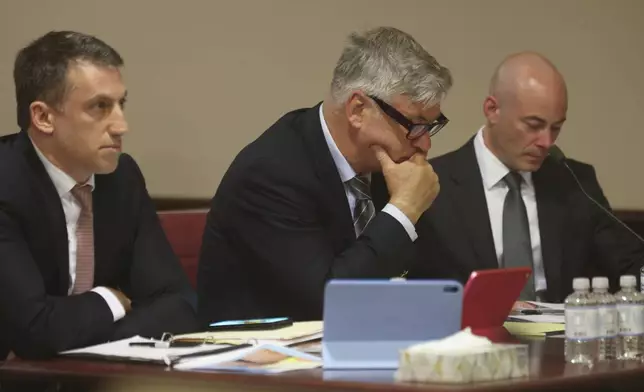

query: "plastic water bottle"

left=565, top=277, right=598, bottom=364
left=615, top=275, right=644, bottom=360
left=591, top=277, right=617, bottom=360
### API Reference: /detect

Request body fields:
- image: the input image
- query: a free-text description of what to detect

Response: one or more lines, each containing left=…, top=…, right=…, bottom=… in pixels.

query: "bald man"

left=411, top=52, right=644, bottom=302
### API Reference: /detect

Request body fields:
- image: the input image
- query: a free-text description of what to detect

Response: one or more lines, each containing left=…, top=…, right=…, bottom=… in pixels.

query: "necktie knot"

left=347, top=174, right=375, bottom=237
left=348, top=175, right=371, bottom=201
left=71, top=184, right=93, bottom=212
left=503, top=171, right=523, bottom=192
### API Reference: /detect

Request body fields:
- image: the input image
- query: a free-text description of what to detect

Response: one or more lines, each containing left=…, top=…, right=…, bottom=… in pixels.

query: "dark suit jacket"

left=0, top=131, right=199, bottom=359
left=197, top=104, right=416, bottom=323
left=411, top=138, right=644, bottom=302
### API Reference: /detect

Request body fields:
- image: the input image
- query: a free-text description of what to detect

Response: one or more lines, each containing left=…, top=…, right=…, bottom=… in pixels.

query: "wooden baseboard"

left=153, top=198, right=210, bottom=211
left=152, top=197, right=644, bottom=238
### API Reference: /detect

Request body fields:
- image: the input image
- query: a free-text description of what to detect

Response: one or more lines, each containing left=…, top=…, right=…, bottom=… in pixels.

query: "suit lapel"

left=17, top=131, right=70, bottom=293
left=533, top=158, right=567, bottom=301
left=445, top=140, right=498, bottom=270
left=299, top=104, right=355, bottom=245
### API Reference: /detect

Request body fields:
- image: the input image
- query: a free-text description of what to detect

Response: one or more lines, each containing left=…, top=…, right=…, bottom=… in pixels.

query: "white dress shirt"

left=473, top=127, right=546, bottom=292
left=31, top=140, right=126, bottom=321
left=319, top=105, right=418, bottom=241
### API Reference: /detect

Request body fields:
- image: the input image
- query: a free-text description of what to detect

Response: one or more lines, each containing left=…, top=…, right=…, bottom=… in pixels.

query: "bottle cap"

left=592, top=276, right=609, bottom=290
left=573, top=277, right=590, bottom=290
left=620, top=275, right=636, bottom=288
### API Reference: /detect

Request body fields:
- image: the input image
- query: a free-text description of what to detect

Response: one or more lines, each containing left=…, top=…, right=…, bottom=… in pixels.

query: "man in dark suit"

left=198, top=27, right=453, bottom=323
left=412, top=52, right=644, bottom=302
left=0, top=31, right=198, bottom=360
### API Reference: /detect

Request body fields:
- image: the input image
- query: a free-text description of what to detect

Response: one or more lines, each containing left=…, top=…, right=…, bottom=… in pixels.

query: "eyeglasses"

left=369, top=95, right=449, bottom=140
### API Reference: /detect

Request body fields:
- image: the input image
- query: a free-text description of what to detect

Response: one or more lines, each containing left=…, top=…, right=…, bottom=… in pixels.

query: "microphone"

left=548, top=145, right=644, bottom=244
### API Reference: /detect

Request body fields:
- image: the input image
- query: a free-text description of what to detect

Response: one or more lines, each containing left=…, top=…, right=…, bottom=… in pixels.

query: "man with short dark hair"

left=0, top=31, right=198, bottom=359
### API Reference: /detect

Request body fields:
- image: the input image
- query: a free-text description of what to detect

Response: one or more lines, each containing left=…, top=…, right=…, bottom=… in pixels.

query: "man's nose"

left=110, top=106, right=129, bottom=135
left=535, top=128, right=555, bottom=149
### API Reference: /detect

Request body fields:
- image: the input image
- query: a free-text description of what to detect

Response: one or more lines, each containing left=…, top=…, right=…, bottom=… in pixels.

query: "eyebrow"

left=554, top=117, right=566, bottom=125
left=523, top=116, right=546, bottom=123
left=86, top=90, right=128, bottom=103
left=523, top=115, right=566, bottom=125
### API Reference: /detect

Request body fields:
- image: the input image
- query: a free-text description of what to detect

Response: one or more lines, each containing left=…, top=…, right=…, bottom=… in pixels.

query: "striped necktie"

left=347, top=175, right=376, bottom=237
left=71, top=184, right=95, bottom=294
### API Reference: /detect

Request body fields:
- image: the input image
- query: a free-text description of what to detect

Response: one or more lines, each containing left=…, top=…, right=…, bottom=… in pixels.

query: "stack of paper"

left=508, top=302, right=565, bottom=323
left=60, top=336, right=322, bottom=373
left=173, top=321, right=323, bottom=346
left=504, top=322, right=565, bottom=337
left=172, top=343, right=321, bottom=373
left=527, top=302, right=565, bottom=311
left=60, top=336, right=232, bottom=365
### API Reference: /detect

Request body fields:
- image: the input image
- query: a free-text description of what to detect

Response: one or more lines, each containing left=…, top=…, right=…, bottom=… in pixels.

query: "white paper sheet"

left=172, top=343, right=322, bottom=373
left=509, top=314, right=565, bottom=323
left=60, top=336, right=233, bottom=364
left=175, top=321, right=323, bottom=346
left=527, top=301, right=564, bottom=311
left=60, top=335, right=322, bottom=373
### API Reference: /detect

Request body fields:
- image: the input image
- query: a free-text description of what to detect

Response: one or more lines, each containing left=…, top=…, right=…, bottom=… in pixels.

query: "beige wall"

left=1, top=0, right=642, bottom=208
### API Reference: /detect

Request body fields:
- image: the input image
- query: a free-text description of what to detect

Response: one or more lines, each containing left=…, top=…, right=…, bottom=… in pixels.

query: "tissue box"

left=394, top=329, right=529, bottom=383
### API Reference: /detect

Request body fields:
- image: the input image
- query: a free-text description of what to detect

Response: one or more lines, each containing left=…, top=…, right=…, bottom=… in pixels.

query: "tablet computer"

left=323, top=279, right=463, bottom=369
left=461, top=267, right=532, bottom=330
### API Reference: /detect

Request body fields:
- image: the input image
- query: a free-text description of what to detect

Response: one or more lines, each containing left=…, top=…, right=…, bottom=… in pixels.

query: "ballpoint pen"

left=129, top=339, right=253, bottom=348
left=518, top=308, right=563, bottom=315
left=129, top=341, right=170, bottom=348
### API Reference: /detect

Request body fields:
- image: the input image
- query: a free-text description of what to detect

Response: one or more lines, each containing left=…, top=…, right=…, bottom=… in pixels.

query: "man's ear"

left=29, top=101, right=55, bottom=135
left=345, top=91, right=370, bottom=130
left=482, top=95, right=500, bottom=126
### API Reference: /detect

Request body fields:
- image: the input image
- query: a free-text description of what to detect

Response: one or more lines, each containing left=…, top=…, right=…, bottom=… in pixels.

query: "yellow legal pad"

left=504, top=322, right=564, bottom=337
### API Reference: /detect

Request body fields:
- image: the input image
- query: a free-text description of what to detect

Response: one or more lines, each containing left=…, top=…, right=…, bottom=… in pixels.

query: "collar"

left=30, top=138, right=95, bottom=198
left=319, top=104, right=357, bottom=183
left=473, top=126, right=532, bottom=190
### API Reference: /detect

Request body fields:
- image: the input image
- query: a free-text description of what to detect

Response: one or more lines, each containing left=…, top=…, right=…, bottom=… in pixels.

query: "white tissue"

left=395, top=328, right=528, bottom=383
left=406, top=327, right=493, bottom=354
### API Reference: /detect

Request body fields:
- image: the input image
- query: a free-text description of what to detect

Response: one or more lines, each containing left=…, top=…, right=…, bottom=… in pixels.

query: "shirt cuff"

left=91, top=287, right=126, bottom=322
left=382, top=203, right=418, bottom=241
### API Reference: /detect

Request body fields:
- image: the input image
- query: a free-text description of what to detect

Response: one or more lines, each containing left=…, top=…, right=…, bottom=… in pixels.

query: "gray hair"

left=330, top=27, right=453, bottom=108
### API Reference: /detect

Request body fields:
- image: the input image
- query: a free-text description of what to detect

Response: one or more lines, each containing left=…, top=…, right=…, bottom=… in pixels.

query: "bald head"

left=489, top=52, right=567, bottom=105
left=482, top=52, right=568, bottom=172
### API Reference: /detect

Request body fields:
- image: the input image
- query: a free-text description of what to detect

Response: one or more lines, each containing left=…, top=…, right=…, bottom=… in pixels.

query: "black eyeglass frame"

left=369, top=95, right=449, bottom=139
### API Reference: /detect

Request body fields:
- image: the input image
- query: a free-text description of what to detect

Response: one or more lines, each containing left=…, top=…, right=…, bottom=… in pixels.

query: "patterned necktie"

left=71, top=184, right=95, bottom=294
left=347, top=175, right=376, bottom=237
left=502, top=171, right=535, bottom=300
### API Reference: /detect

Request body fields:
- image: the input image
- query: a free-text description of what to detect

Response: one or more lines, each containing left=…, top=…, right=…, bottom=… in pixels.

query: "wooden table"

left=1, top=338, right=643, bottom=391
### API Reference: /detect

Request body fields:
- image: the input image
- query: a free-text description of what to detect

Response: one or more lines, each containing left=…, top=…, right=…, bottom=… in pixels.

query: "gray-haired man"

left=198, top=27, right=453, bottom=323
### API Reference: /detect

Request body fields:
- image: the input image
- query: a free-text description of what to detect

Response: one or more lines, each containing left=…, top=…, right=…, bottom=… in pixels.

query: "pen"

left=518, top=308, right=564, bottom=315
left=167, top=340, right=207, bottom=348
left=128, top=340, right=240, bottom=348
left=129, top=341, right=170, bottom=348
